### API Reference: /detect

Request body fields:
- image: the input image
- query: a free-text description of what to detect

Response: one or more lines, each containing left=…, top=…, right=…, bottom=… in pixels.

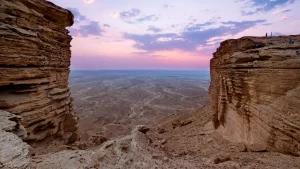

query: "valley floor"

left=31, top=106, right=300, bottom=169
left=69, top=70, right=210, bottom=141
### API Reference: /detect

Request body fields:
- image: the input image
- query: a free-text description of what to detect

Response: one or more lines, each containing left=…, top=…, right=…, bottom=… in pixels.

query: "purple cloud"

left=136, top=15, right=159, bottom=22
left=262, top=23, right=272, bottom=26
left=163, top=4, right=174, bottom=8
left=185, top=22, right=215, bottom=32
left=147, top=26, right=162, bottom=33
left=240, top=0, right=295, bottom=15
left=67, top=8, right=104, bottom=37
left=281, top=9, right=291, bottom=13
left=123, top=19, right=266, bottom=52
left=119, top=8, right=140, bottom=19
left=67, top=8, right=87, bottom=23
left=70, top=21, right=103, bottom=37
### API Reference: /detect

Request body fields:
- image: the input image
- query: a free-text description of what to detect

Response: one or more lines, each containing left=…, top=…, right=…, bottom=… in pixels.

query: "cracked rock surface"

left=0, top=110, right=30, bottom=169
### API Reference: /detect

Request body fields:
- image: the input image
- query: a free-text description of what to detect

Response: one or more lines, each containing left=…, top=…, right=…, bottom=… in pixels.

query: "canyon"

left=0, top=0, right=300, bottom=168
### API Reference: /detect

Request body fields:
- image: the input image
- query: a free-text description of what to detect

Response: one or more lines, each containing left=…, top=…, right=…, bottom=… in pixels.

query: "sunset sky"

left=49, top=0, right=299, bottom=70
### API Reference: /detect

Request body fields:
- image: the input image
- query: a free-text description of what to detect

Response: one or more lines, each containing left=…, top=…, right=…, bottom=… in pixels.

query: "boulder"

left=0, top=110, right=30, bottom=169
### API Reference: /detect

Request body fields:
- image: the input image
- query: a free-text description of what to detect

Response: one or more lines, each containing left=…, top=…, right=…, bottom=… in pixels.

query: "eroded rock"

left=31, top=150, right=96, bottom=169
left=213, top=155, right=231, bottom=164
left=0, top=0, right=79, bottom=142
left=89, top=135, right=108, bottom=146
left=0, top=110, right=30, bottom=169
left=210, top=35, right=300, bottom=155
left=136, top=125, right=150, bottom=134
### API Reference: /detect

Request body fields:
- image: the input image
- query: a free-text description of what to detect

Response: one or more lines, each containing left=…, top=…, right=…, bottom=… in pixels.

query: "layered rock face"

left=210, top=35, right=300, bottom=155
left=0, top=0, right=79, bottom=142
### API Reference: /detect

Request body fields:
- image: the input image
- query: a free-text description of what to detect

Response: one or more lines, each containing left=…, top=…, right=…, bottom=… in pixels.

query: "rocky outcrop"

left=0, top=0, right=79, bottom=142
left=210, top=35, right=300, bottom=155
left=31, top=126, right=199, bottom=169
left=0, top=110, right=30, bottom=169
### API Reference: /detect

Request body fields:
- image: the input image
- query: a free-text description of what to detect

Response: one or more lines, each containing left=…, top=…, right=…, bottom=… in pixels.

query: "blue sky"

left=49, top=0, right=299, bottom=70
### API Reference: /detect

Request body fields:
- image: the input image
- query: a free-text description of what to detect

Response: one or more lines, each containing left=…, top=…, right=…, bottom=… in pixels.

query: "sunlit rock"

left=209, top=35, right=300, bottom=155
left=0, top=0, right=79, bottom=142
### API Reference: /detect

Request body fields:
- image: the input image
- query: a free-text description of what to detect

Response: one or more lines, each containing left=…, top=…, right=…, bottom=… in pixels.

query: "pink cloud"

left=272, top=9, right=291, bottom=15
left=83, top=0, right=95, bottom=4
left=281, top=16, right=291, bottom=21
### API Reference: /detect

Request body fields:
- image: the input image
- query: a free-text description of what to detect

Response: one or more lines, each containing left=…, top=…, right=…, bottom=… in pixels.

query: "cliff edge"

left=0, top=0, right=79, bottom=142
left=210, top=35, right=300, bottom=155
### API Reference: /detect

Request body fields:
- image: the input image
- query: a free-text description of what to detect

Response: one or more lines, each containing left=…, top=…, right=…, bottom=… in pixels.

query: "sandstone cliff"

left=210, top=35, right=300, bottom=155
left=0, top=0, right=79, bottom=142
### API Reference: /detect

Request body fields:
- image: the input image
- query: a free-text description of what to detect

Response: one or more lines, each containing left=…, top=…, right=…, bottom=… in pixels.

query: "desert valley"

left=69, top=70, right=210, bottom=140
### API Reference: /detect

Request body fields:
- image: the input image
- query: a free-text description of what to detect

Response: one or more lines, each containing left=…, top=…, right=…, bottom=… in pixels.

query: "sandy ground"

left=69, top=70, right=210, bottom=141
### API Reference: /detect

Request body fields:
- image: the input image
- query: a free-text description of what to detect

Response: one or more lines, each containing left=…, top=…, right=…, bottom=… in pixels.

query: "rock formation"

left=0, top=110, right=30, bottom=169
left=31, top=126, right=200, bottom=169
left=210, top=35, right=300, bottom=155
left=0, top=0, right=79, bottom=142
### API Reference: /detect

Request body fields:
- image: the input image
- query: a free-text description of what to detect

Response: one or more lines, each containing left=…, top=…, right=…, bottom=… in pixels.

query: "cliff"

left=0, top=0, right=79, bottom=142
left=210, top=35, right=300, bottom=155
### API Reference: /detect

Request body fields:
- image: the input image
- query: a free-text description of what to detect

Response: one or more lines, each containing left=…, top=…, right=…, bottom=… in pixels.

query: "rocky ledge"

left=210, top=35, right=300, bottom=155
left=0, top=0, right=79, bottom=142
left=0, top=110, right=30, bottom=169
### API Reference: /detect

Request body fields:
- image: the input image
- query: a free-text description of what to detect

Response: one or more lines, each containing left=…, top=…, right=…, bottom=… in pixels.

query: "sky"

left=49, top=0, right=299, bottom=70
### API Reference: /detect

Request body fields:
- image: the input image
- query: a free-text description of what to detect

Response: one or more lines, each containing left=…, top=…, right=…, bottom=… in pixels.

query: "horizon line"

left=70, top=69, right=210, bottom=71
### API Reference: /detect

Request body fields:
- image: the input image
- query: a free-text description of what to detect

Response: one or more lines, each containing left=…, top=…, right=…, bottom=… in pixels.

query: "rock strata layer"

left=0, top=0, right=79, bottom=142
left=209, top=35, right=300, bottom=155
